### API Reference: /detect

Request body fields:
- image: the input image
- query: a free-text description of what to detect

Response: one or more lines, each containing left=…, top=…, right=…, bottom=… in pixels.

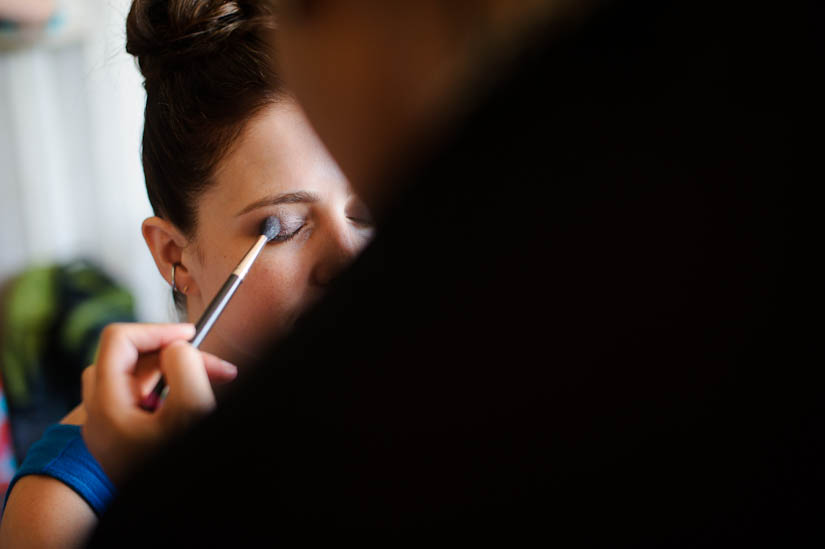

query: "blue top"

left=2, top=424, right=115, bottom=517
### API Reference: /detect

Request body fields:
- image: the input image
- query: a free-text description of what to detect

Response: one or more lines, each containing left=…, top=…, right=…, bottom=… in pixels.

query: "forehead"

left=200, top=101, right=346, bottom=217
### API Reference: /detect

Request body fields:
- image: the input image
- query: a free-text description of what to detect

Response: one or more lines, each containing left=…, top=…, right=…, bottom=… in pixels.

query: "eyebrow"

left=235, top=191, right=321, bottom=216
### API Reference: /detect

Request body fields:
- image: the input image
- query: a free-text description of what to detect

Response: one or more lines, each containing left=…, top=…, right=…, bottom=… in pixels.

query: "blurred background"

left=0, top=0, right=165, bottom=321
left=0, top=0, right=170, bottom=492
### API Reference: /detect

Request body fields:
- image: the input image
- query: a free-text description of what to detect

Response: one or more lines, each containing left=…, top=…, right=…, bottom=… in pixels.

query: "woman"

left=0, top=0, right=372, bottom=546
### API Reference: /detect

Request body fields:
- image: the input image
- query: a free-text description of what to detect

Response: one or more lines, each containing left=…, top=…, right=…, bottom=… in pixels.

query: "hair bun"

left=126, top=0, right=272, bottom=80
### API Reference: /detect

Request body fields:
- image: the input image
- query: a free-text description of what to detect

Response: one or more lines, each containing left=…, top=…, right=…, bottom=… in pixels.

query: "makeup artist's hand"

left=81, top=323, right=238, bottom=485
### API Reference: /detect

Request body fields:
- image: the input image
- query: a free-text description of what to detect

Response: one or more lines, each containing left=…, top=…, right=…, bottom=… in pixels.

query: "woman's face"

left=180, top=101, right=373, bottom=366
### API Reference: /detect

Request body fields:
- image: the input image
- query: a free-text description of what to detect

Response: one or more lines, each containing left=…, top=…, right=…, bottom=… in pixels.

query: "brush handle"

left=140, top=275, right=242, bottom=411
left=140, top=235, right=268, bottom=411
left=191, top=274, right=242, bottom=347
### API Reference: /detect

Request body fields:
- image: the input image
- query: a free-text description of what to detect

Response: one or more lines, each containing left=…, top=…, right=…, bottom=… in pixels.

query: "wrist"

left=3, top=424, right=116, bottom=517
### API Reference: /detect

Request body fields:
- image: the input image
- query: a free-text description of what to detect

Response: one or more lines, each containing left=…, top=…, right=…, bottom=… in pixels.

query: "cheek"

left=222, top=256, right=309, bottom=347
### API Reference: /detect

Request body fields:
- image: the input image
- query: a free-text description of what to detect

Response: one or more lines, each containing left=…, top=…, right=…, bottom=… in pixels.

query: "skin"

left=0, top=99, right=372, bottom=547
left=0, top=477, right=96, bottom=548
left=0, top=2, right=564, bottom=546
left=273, top=0, right=564, bottom=213
left=0, top=325, right=234, bottom=549
left=143, top=99, right=373, bottom=368
left=273, top=1, right=468, bottom=211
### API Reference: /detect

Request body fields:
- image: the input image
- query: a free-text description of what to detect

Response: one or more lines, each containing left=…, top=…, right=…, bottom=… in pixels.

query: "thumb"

left=157, top=341, right=216, bottom=424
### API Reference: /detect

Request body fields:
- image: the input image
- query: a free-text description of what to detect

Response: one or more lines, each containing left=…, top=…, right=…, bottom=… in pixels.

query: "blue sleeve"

left=1, top=424, right=116, bottom=517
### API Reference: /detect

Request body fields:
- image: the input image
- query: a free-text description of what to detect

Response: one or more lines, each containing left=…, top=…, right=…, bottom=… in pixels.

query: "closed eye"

left=270, top=221, right=306, bottom=243
left=345, top=198, right=374, bottom=228
left=347, top=216, right=373, bottom=227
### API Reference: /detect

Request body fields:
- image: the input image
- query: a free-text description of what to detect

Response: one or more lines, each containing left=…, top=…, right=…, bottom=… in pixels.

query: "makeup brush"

left=140, top=215, right=281, bottom=411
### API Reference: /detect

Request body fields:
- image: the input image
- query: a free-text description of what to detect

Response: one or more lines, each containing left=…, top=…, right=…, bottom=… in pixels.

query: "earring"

left=172, top=263, right=182, bottom=294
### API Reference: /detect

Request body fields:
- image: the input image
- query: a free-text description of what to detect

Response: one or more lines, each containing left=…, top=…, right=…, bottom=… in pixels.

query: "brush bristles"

left=260, top=216, right=281, bottom=242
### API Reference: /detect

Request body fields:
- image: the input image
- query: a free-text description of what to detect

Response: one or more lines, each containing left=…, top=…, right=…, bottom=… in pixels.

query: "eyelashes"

left=347, top=216, right=373, bottom=227
left=267, top=215, right=306, bottom=243
left=346, top=200, right=374, bottom=227
left=261, top=208, right=373, bottom=246
left=272, top=223, right=305, bottom=243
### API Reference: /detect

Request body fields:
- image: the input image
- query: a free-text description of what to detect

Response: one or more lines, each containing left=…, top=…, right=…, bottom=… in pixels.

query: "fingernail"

left=222, top=361, right=238, bottom=376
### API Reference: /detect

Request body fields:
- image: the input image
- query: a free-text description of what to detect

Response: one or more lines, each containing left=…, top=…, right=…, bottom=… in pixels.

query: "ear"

left=142, top=217, right=199, bottom=297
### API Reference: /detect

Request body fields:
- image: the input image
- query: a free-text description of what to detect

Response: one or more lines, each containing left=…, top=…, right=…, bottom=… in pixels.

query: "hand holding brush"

left=140, top=215, right=282, bottom=411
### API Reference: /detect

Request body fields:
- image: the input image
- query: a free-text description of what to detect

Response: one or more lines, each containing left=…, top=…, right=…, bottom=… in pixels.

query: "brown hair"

left=126, top=0, right=282, bottom=235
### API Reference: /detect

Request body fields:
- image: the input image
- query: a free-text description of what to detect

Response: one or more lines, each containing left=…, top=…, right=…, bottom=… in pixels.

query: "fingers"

left=95, top=323, right=195, bottom=406
left=80, top=323, right=232, bottom=485
left=97, top=323, right=195, bottom=377
left=81, top=365, right=96, bottom=405
left=80, top=366, right=96, bottom=424
left=201, top=352, right=239, bottom=385
left=158, top=341, right=216, bottom=420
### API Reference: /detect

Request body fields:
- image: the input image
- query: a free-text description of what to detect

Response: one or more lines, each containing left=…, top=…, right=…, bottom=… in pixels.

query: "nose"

left=310, top=216, right=362, bottom=287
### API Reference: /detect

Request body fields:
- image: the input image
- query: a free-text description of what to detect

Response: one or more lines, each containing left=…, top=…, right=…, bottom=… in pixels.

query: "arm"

left=0, top=405, right=94, bottom=548
left=0, top=324, right=236, bottom=548
left=60, top=403, right=86, bottom=426
left=0, top=475, right=97, bottom=549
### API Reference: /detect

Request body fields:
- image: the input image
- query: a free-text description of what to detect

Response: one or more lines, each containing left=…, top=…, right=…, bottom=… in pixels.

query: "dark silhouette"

left=89, top=1, right=819, bottom=545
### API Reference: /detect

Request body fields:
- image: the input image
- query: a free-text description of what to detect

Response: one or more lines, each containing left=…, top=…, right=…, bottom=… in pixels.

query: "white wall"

left=0, top=0, right=172, bottom=322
